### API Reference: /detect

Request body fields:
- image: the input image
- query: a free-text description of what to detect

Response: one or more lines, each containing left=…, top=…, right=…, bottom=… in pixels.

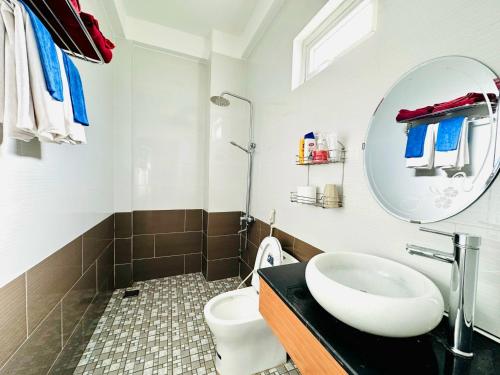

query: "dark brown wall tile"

left=206, top=235, right=240, bottom=260
left=133, top=256, right=184, bottom=281
left=202, top=233, right=207, bottom=258
left=202, top=256, right=207, bottom=279
left=202, top=210, right=208, bottom=233
left=133, top=235, right=154, bottom=259
left=27, top=237, right=82, bottom=334
left=274, top=228, right=295, bottom=254
left=97, top=243, right=114, bottom=295
left=115, top=238, right=132, bottom=264
left=240, top=260, right=253, bottom=287
left=81, top=293, right=111, bottom=343
left=293, top=238, right=323, bottom=262
left=85, top=215, right=114, bottom=239
left=49, top=321, right=85, bottom=375
left=0, top=275, right=27, bottom=368
left=247, top=220, right=260, bottom=246
left=258, top=220, right=271, bottom=243
left=82, top=215, right=114, bottom=272
left=155, top=232, right=201, bottom=257
left=114, top=212, right=132, bottom=238
left=82, top=237, right=112, bottom=273
left=207, top=212, right=241, bottom=236
left=133, top=210, right=185, bottom=235
left=115, top=264, right=133, bottom=289
left=185, top=209, right=202, bottom=231
left=206, top=257, right=239, bottom=281
left=185, top=253, right=202, bottom=274
left=240, top=239, right=249, bottom=265
left=1, top=304, right=62, bottom=375
left=246, top=240, right=259, bottom=268
left=62, top=264, right=96, bottom=344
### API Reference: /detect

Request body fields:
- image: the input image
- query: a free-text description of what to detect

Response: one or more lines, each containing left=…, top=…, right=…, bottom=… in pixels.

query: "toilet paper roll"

left=297, top=186, right=317, bottom=204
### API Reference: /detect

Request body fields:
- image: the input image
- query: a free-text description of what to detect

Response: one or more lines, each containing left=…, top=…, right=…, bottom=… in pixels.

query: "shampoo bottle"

left=299, top=138, right=305, bottom=164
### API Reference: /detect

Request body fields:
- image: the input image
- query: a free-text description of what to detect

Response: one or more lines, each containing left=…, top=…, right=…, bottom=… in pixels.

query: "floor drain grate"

left=123, top=290, right=140, bottom=299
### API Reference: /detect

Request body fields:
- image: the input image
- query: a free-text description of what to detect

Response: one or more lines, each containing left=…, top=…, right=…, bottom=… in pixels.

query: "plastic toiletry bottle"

left=299, top=138, right=305, bottom=164
left=327, top=133, right=339, bottom=161
left=304, top=132, right=316, bottom=161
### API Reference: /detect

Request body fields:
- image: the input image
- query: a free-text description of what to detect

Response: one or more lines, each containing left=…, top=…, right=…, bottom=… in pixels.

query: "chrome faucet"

left=406, top=227, right=481, bottom=358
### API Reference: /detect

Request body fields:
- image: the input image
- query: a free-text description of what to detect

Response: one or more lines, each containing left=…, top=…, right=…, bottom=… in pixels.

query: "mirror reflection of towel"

left=406, top=124, right=436, bottom=169
left=405, top=124, right=428, bottom=158
left=435, top=118, right=469, bottom=170
left=436, top=116, right=465, bottom=151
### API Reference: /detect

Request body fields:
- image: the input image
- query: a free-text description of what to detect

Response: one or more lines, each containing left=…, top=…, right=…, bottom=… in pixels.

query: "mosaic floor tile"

left=74, top=273, right=299, bottom=375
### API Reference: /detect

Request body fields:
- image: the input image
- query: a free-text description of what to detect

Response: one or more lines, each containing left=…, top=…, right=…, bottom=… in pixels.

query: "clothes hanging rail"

left=22, top=0, right=104, bottom=64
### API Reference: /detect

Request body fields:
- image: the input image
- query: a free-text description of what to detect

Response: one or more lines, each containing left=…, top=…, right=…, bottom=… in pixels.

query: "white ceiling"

left=122, top=0, right=258, bottom=37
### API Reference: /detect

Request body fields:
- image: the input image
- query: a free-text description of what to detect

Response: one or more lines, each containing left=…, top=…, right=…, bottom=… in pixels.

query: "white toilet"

left=204, top=236, right=298, bottom=375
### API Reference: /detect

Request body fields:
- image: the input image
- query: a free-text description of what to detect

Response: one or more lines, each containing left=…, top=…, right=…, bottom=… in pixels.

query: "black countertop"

left=258, top=262, right=500, bottom=375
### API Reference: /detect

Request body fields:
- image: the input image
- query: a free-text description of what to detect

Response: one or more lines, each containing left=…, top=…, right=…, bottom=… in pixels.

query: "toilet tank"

left=251, top=236, right=299, bottom=292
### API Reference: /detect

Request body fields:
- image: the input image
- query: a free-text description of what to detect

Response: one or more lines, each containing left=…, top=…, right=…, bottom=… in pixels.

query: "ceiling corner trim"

left=111, top=0, right=283, bottom=62
left=126, top=17, right=210, bottom=60
left=241, top=0, right=285, bottom=59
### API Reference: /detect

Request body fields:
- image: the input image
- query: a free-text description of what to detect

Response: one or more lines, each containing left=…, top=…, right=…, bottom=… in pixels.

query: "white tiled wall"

left=130, top=46, right=208, bottom=210
left=246, top=0, right=500, bottom=337
left=206, top=53, right=248, bottom=212
left=0, top=0, right=115, bottom=287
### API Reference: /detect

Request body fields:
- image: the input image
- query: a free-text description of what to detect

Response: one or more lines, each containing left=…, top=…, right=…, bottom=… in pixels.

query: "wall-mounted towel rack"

left=23, top=0, right=104, bottom=64
left=400, top=101, right=498, bottom=135
left=397, top=101, right=497, bottom=127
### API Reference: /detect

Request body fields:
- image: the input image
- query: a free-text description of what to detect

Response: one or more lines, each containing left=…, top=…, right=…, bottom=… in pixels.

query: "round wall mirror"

left=364, top=56, right=500, bottom=223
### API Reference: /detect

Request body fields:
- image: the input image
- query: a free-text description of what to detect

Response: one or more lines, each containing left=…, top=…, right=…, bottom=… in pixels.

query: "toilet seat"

left=204, top=287, right=260, bottom=326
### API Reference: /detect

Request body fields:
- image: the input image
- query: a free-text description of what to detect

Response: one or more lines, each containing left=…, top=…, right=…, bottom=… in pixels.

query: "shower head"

left=210, top=95, right=230, bottom=107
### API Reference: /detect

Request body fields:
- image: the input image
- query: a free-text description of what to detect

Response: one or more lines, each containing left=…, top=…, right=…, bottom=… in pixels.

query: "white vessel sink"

left=305, top=252, right=444, bottom=337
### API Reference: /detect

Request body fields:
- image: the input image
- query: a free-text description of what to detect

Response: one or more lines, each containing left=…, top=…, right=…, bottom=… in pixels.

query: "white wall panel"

left=131, top=46, right=207, bottom=210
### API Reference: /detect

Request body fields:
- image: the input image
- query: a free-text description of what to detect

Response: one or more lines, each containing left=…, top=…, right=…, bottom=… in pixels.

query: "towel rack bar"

left=23, top=0, right=104, bottom=64
left=399, top=101, right=497, bottom=128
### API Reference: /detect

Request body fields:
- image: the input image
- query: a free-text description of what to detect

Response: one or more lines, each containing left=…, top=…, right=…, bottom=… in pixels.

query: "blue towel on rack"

left=436, top=116, right=465, bottom=152
left=62, top=52, right=89, bottom=126
left=405, top=124, right=428, bottom=158
left=20, top=1, right=63, bottom=101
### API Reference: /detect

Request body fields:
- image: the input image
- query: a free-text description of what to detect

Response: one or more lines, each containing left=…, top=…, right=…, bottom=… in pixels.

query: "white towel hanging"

left=13, top=0, right=36, bottom=136
left=21, top=2, right=66, bottom=143
left=1, top=1, right=34, bottom=141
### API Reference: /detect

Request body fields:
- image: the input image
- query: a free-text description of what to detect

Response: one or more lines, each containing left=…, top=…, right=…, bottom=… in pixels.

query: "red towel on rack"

left=80, top=12, right=115, bottom=63
left=396, top=106, right=434, bottom=122
left=69, top=0, right=81, bottom=12
left=433, top=92, right=497, bottom=112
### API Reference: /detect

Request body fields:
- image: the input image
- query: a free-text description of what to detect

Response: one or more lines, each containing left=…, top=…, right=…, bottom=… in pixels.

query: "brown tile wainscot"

left=240, top=218, right=325, bottom=286
left=203, top=211, right=241, bottom=281
left=130, top=210, right=203, bottom=282
left=0, top=215, right=115, bottom=375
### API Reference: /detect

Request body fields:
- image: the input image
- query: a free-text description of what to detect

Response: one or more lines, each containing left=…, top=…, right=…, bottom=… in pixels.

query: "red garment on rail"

left=69, top=0, right=81, bottom=12
left=433, top=92, right=497, bottom=112
left=80, top=12, right=115, bottom=63
left=396, top=106, right=434, bottom=122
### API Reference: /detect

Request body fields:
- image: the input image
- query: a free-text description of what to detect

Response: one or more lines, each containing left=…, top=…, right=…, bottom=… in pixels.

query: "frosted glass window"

left=308, top=0, right=375, bottom=76
left=292, top=0, right=377, bottom=90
